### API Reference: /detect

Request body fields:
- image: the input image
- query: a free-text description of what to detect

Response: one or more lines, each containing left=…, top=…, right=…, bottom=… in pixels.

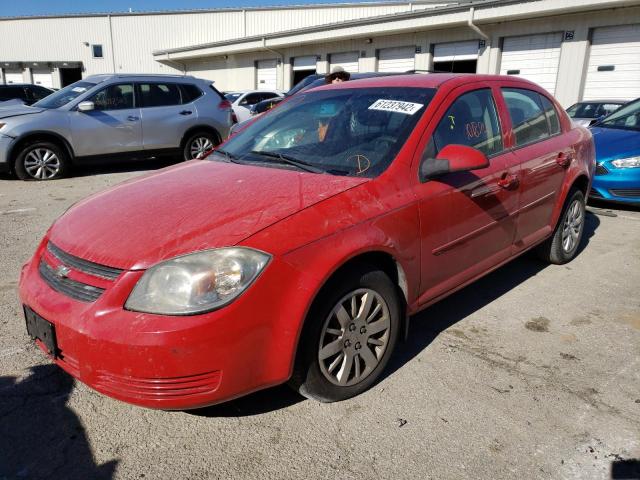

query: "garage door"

left=256, top=59, right=277, bottom=90
left=433, top=40, right=479, bottom=73
left=583, top=24, right=640, bottom=101
left=4, top=70, right=23, bottom=84
left=32, top=69, right=53, bottom=89
left=293, top=56, right=317, bottom=72
left=330, top=52, right=359, bottom=73
left=500, top=32, right=562, bottom=94
left=378, top=46, right=415, bottom=72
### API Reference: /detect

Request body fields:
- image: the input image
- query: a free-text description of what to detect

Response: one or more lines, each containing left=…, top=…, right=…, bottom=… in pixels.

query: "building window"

left=92, top=45, right=104, bottom=58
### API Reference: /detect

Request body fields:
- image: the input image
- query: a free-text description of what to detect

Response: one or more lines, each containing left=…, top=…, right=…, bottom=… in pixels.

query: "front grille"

left=39, top=260, right=105, bottom=302
left=47, top=242, right=123, bottom=280
left=609, top=188, right=640, bottom=198
left=595, top=164, right=608, bottom=175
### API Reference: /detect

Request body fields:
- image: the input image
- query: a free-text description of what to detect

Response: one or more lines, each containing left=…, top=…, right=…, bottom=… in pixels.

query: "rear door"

left=70, top=83, right=142, bottom=157
left=500, top=87, right=571, bottom=250
left=138, top=82, right=199, bottom=150
left=413, top=84, right=521, bottom=304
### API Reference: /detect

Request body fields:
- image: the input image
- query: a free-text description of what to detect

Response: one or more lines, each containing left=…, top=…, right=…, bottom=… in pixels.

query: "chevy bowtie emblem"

left=55, top=265, right=71, bottom=279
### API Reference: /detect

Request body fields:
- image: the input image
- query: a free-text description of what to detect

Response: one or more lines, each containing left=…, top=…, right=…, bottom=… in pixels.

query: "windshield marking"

left=368, top=99, right=423, bottom=115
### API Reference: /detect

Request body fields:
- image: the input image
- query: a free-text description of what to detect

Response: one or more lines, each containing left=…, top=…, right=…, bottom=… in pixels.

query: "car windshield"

left=286, top=75, right=320, bottom=97
left=596, top=98, right=640, bottom=131
left=567, top=102, right=623, bottom=119
left=225, top=92, right=242, bottom=102
left=215, top=87, right=436, bottom=177
left=33, top=81, right=96, bottom=109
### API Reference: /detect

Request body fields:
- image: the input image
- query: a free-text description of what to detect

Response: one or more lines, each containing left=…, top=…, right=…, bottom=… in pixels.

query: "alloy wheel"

left=23, top=148, right=61, bottom=180
left=561, top=199, right=584, bottom=253
left=189, top=137, right=214, bottom=159
left=318, top=288, right=391, bottom=387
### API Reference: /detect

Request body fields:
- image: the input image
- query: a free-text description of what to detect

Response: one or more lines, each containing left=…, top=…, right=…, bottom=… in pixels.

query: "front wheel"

left=15, top=141, right=69, bottom=181
left=183, top=132, right=218, bottom=160
left=536, top=188, right=586, bottom=264
left=289, top=267, right=400, bottom=403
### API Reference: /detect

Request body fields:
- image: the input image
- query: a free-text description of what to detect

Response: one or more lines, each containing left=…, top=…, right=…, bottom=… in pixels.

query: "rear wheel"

left=289, top=267, right=400, bottom=402
left=15, top=141, right=69, bottom=181
left=183, top=131, right=219, bottom=160
left=536, top=188, right=586, bottom=264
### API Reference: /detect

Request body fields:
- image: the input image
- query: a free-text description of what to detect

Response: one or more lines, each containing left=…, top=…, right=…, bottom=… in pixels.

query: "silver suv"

left=0, top=74, right=233, bottom=180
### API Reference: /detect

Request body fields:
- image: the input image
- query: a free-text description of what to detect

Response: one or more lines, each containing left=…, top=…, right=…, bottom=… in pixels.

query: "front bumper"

left=18, top=239, right=312, bottom=410
left=590, top=164, right=640, bottom=204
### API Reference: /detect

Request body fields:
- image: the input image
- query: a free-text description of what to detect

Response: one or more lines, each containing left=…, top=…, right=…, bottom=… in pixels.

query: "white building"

left=1, top=0, right=639, bottom=107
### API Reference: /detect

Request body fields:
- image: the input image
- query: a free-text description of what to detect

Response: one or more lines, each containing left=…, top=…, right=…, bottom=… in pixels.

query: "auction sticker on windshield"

left=369, top=99, right=423, bottom=115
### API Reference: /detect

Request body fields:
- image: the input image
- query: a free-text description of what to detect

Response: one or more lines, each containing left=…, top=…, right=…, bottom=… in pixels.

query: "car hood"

left=591, top=126, right=640, bottom=162
left=48, top=160, right=368, bottom=270
left=0, top=104, right=45, bottom=119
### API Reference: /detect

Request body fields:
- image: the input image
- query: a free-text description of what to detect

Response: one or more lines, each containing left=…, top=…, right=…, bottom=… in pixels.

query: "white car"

left=224, top=90, right=283, bottom=123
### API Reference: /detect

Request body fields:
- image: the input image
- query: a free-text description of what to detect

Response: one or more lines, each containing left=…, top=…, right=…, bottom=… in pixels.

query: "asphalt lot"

left=0, top=161, right=639, bottom=480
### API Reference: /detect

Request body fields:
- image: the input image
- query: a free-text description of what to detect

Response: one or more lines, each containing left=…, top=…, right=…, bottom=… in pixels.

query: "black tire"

left=289, top=266, right=401, bottom=403
left=536, top=188, right=586, bottom=264
left=15, top=140, right=69, bottom=181
left=182, top=131, right=219, bottom=161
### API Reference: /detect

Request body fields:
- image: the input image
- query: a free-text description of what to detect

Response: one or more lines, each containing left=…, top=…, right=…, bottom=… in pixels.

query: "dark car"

left=566, top=100, right=626, bottom=127
left=0, top=84, right=53, bottom=106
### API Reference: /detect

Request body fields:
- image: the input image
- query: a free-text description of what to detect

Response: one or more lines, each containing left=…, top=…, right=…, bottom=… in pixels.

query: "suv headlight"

left=611, top=156, right=640, bottom=169
left=125, top=248, right=270, bottom=315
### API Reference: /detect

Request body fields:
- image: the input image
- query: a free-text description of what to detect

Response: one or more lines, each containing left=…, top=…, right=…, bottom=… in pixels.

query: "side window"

left=30, top=86, right=52, bottom=101
left=240, top=93, right=262, bottom=106
left=432, top=89, right=503, bottom=157
left=258, top=92, right=279, bottom=102
left=91, top=84, right=135, bottom=111
left=139, top=83, right=182, bottom=108
left=539, top=94, right=561, bottom=135
left=0, top=86, right=25, bottom=101
left=502, top=88, right=550, bottom=146
left=179, top=84, right=203, bottom=103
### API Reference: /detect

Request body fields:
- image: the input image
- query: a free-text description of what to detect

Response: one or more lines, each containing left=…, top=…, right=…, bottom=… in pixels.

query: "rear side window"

left=139, top=83, right=182, bottom=107
left=91, top=84, right=135, bottom=111
left=0, top=86, right=26, bottom=101
left=433, top=89, right=503, bottom=157
left=539, top=95, right=561, bottom=135
left=502, top=88, right=550, bottom=146
left=240, top=93, right=263, bottom=106
left=180, top=84, right=203, bottom=103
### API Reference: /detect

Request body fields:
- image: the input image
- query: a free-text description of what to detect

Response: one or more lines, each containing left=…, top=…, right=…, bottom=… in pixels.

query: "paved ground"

left=0, top=162, right=639, bottom=480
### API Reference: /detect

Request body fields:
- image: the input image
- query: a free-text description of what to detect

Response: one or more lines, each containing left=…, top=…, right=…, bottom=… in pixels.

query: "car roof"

left=0, top=83, right=49, bottom=88
left=572, top=99, right=628, bottom=104
left=83, top=73, right=207, bottom=84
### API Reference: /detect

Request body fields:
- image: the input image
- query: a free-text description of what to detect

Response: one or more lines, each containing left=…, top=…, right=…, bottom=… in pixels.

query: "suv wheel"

left=183, top=132, right=218, bottom=160
left=289, top=266, right=400, bottom=402
left=15, top=141, right=69, bottom=181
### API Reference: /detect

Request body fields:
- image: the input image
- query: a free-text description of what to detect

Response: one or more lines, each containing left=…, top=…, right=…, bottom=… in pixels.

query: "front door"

left=413, top=85, right=521, bottom=305
left=70, top=83, right=142, bottom=157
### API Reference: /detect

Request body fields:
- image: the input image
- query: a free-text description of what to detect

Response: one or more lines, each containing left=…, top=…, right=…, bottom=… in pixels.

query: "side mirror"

left=420, top=144, right=489, bottom=181
left=77, top=101, right=95, bottom=112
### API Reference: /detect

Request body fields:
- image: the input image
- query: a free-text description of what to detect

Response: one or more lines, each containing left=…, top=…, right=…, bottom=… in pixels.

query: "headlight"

left=125, top=248, right=270, bottom=315
left=611, top=156, right=640, bottom=169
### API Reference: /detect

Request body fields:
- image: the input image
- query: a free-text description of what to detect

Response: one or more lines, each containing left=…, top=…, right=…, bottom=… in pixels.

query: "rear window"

left=567, top=102, right=623, bottom=119
left=180, top=84, right=203, bottom=103
left=139, top=83, right=182, bottom=107
left=0, top=86, right=26, bottom=101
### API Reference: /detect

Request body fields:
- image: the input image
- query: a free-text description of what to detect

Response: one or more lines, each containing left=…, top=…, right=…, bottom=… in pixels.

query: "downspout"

left=262, top=38, right=285, bottom=90
left=467, top=7, right=489, bottom=40
left=108, top=15, right=116, bottom=73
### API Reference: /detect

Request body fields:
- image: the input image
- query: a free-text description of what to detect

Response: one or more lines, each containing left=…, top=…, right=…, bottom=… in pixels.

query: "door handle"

left=127, top=115, right=139, bottom=121
left=497, top=174, right=519, bottom=190
left=179, top=110, right=193, bottom=115
left=556, top=152, right=573, bottom=168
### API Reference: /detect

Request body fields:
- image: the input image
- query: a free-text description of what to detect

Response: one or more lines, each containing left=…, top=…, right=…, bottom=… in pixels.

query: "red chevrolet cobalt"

left=19, top=75, right=594, bottom=409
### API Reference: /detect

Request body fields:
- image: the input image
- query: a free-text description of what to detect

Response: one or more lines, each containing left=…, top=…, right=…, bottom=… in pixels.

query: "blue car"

left=590, top=98, right=640, bottom=205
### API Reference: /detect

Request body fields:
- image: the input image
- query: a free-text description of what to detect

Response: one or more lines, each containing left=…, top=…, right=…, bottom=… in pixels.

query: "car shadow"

left=71, top=157, right=180, bottom=178
left=0, top=364, right=117, bottom=479
left=588, top=198, right=640, bottom=213
left=190, top=211, right=600, bottom=417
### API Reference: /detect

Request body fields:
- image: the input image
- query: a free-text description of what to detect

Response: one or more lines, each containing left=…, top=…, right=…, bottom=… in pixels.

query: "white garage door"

left=500, top=32, right=562, bottom=94
left=433, top=40, right=479, bottom=62
left=4, top=70, right=23, bottom=84
left=330, top=52, right=359, bottom=73
left=378, top=46, right=415, bottom=72
left=32, top=69, right=54, bottom=89
left=583, top=24, right=640, bottom=101
left=257, top=59, right=277, bottom=90
left=293, top=56, right=317, bottom=72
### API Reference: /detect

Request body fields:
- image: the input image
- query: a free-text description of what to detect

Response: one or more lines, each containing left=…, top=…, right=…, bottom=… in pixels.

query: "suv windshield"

left=217, top=87, right=436, bottom=177
left=33, top=81, right=96, bottom=109
left=596, top=99, right=640, bottom=131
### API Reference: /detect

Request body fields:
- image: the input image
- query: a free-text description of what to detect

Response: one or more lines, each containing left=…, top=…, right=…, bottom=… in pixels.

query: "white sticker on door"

left=368, top=99, right=423, bottom=115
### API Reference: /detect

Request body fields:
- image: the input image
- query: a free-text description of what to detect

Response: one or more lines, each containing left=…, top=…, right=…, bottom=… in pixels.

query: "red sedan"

left=19, top=74, right=594, bottom=409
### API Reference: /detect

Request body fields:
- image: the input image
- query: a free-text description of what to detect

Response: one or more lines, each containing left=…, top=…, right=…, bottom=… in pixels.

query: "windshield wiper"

left=211, top=149, right=243, bottom=164
left=248, top=150, right=325, bottom=174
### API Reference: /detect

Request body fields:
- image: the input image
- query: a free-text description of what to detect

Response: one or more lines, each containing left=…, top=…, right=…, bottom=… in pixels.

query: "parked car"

left=19, top=74, right=594, bottom=409
left=0, top=74, right=233, bottom=180
left=589, top=97, right=640, bottom=204
left=566, top=100, right=626, bottom=127
left=0, top=84, right=53, bottom=106
left=225, top=90, right=283, bottom=123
